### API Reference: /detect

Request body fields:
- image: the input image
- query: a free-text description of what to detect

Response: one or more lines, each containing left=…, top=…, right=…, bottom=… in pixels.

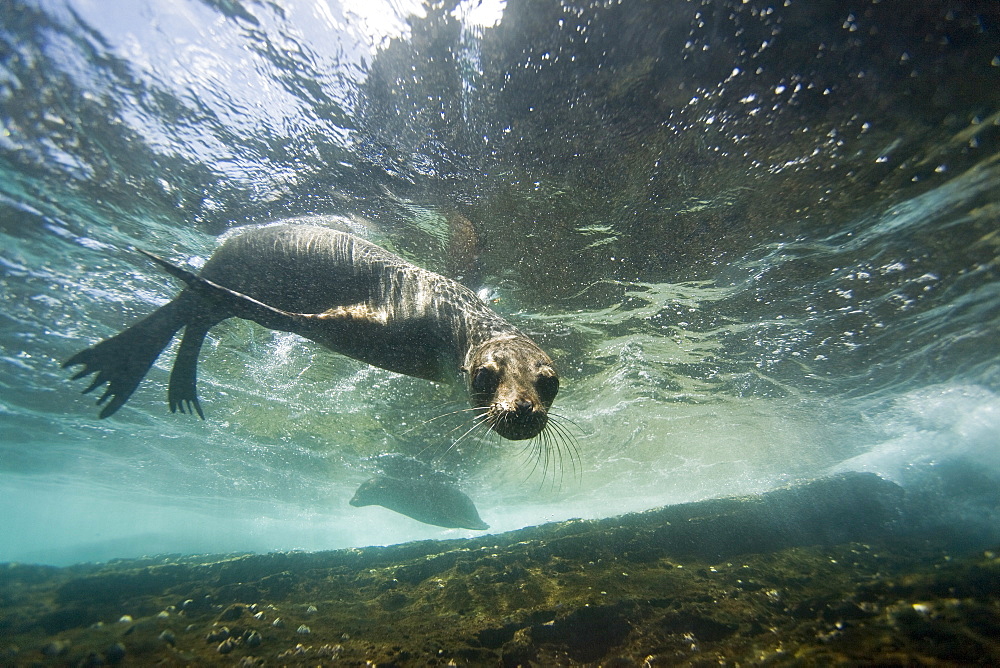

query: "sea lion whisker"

left=405, top=404, right=488, bottom=435
left=464, top=417, right=498, bottom=463
left=546, top=428, right=566, bottom=492
left=400, top=406, right=466, bottom=435
left=416, top=419, right=483, bottom=459
left=550, top=432, right=566, bottom=491
left=455, top=415, right=502, bottom=465
left=542, top=438, right=557, bottom=490
left=547, top=412, right=584, bottom=431
left=545, top=412, right=583, bottom=441
left=516, top=420, right=579, bottom=491
left=540, top=414, right=583, bottom=483
left=520, top=442, right=542, bottom=484
left=416, top=410, right=493, bottom=459
left=518, top=435, right=550, bottom=486
left=438, top=409, right=491, bottom=440
left=541, top=431, right=555, bottom=490
left=435, top=412, right=495, bottom=460
left=546, top=417, right=582, bottom=477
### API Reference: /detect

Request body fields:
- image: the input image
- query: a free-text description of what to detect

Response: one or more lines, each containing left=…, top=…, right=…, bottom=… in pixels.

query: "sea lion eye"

left=536, top=374, right=559, bottom=403
left=471, top=366, right=499, bottom=397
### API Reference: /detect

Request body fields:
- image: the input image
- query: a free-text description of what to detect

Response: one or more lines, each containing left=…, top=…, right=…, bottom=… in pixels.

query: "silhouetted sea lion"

left=64, top=222, right=559, bottom=440
left=349, top=454, right=488, bottom=530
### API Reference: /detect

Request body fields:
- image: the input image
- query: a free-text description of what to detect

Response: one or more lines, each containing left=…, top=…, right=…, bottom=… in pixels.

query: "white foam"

left=831, top=383, right=1000, bottom=484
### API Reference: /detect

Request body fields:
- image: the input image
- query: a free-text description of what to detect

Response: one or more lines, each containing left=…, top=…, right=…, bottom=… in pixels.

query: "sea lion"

left=350, top=476, right=489, bottom=530
left=64, top=221, right=559, bottom=440
left=349, top=454, right=489, bottom=530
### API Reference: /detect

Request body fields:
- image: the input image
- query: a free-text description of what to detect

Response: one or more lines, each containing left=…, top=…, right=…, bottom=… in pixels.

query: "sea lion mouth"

left=490, top=406, right=548, bottom=440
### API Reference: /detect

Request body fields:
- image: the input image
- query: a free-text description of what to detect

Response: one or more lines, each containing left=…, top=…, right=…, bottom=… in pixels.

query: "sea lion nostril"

left=515, top=399, right=533, bottom=415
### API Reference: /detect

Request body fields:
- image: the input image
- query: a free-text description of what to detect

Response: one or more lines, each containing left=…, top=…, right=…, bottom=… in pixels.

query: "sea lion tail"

left=63, top=297, right=191, bottom=418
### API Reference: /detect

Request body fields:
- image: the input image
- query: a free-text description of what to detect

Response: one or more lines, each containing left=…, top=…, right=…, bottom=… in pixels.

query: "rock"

left=104, top=642, right=126, bottom=664
left=80, top=651, right=105, bottom=666
left=218, top=604, right=245, bottom=621
left=41, top=640, right=69, bottom=657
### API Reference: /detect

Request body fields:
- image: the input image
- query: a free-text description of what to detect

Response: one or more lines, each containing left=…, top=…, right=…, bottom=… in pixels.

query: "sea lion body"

left=350, top=454, right=489, bottom=530
left=197, top=224, right=510, bottom=381
left=65, top=222, right=559, bottom=440
left=350, top=476, right=489, bottom=531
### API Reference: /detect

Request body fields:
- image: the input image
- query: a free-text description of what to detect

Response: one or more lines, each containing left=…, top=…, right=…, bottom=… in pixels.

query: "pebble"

left=206, top=626, right=231, bottom=643
left=104, top=642, right=127, bottom=664
left=117, top=615, right=133, bottom=624
left=219, top=604, right=245, bottom=621
left=42, top=640, right=69, bottom=657
left=245, top=630, right=262, bottom=648
left=237, top=658, right=264, bottom=667
left=79, top=651, right=104, bottom=667
left=217, top=637, right=237, bottom=654
left=158, top=630, right=176, bottom=646
left=278, top=644, right=309, bottom=659
left=305, top=604, right=318, bottom=614
left=296, top=624, right=311, bottom=635
left=253, top=611, right=265, bottom=620
left=316, top=644, right=343, bottom=658
left=272, top=617, right=284, bottom=628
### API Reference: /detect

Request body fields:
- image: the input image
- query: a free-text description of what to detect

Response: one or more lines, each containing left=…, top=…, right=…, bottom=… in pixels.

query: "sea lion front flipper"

left=63, top=298, right=190, bottom=418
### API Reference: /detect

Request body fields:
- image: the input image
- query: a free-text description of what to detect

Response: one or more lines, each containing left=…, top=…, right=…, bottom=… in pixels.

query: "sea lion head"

left=465, top=335, right=559, bottom=440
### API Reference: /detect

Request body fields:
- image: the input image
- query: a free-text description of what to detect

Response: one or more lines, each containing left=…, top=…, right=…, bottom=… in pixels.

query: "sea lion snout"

left=467, top=336, right=559, bottom=440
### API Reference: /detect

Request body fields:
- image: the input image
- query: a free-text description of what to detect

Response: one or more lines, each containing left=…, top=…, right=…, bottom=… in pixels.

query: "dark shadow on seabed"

left=2, top=472, right=999, bottom=666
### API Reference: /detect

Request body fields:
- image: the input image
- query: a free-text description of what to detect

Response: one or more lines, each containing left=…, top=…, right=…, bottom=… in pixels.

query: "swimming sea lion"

left=64, top=222, right=559, bottom=440
left=350, top=475, right=489, bottom=530
left=349, top=454, right=489, bottom=530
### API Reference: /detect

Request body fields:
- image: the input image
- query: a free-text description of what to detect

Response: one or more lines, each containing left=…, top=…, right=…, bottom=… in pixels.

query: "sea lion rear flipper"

left=63, top=298, right=189, bottom=418
left=168, top=317, right=214, bottom=419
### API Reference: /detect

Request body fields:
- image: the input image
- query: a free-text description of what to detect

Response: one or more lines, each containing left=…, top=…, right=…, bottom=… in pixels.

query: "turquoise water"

left=1, top=0, right=999, bottom=566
